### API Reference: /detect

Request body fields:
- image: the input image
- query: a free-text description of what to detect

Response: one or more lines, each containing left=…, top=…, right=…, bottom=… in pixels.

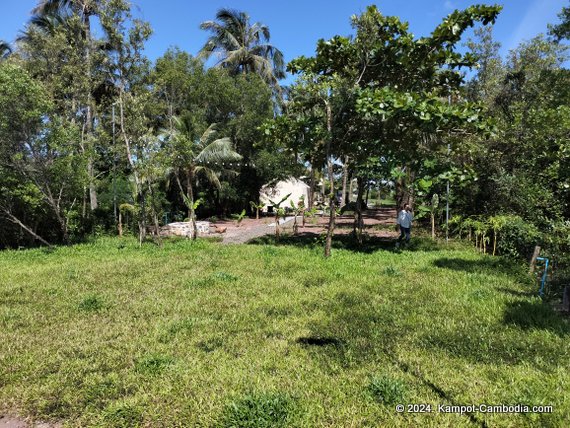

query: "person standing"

left=396, top=203, right=413, bottom=246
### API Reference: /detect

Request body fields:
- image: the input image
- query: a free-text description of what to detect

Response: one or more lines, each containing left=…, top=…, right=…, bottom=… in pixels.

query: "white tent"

left=259, top=178, right=310, bottom=212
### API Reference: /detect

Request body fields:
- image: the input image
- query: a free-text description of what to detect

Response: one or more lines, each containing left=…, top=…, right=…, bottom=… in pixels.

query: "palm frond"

left=0, top=41, right=12, bottom=59
left=195, top=137, right=242, bottom=165
left=199, top=123, right=218, bottom=145
left=32, top=0, right=72, bottom=16
left=194, top=166, right=221, bottom=189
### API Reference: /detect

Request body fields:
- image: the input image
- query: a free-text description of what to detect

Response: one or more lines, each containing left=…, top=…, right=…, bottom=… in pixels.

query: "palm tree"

left=199, top=8, right=285, bottom=87
left=17, top=13, right=71, bottom=42
left=32, top=0, right=98, bottom=28
left=165, top=116, right=242, bottom=239
left=0, top=41, right=12, bottom=59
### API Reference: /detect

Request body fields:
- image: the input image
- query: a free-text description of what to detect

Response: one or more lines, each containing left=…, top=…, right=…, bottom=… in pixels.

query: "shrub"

left=496, top=215, right=540, bottom=259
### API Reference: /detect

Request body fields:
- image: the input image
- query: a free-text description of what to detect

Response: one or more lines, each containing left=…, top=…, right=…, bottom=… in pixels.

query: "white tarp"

left=259, top=178, right=310, bottom=212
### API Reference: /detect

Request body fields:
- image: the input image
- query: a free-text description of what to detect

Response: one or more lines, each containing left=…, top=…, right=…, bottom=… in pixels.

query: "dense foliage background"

left=0, top=0, right=568, bottom=278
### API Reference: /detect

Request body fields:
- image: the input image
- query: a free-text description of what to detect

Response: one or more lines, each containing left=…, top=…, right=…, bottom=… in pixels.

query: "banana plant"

left=298, top=195, right=307, bottom=227
left=249, top=201, right=264, bottom=220
left=234, top=209, right=247, bottom=227
left=488, top=215, right=509, bottom=256
left=289, top=198, right=306, bottom=235
left=268, top=193, right=291, bottom=239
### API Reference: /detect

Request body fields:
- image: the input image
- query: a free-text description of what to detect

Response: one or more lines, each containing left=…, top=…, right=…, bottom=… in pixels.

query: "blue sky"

left=1, top=0, right=567, bottom=81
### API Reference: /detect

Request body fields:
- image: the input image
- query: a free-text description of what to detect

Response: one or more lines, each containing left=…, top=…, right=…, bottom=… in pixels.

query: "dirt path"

left=295, top=207, right=399, bottom=238
left=0, top=416, right=60, bottom=428
left=213, top=207, right=398, bottom=244
left=221, top=217, right=295, bottom=244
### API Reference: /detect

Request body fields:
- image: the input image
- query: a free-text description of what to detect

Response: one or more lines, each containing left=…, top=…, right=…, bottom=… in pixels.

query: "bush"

left=456, top=215, right=541, bottom=259
left=496, top=215, right=540, bottom=259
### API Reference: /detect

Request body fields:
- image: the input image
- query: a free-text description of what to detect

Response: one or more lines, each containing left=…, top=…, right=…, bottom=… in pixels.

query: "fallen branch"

left=2, top=210, right=53, bottom=248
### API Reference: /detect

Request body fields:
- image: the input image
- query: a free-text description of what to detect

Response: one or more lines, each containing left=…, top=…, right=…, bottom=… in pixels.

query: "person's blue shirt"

left=397, top=209, right=413, bottom=228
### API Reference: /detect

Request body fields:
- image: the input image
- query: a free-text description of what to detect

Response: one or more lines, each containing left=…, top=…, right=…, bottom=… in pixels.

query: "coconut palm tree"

left=164, top=116, right=242, bottom=239
left=0, top=41, right=12, bottom=59
left=17, top=13, right=71, bottom=42
left=32, top=0, right=98, bottom=27
left=199, top=8, right=285, bottom=88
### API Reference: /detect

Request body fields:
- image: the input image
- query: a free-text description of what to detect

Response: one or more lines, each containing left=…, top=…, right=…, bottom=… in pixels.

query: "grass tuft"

left=102, top=401, right=144, bottom=428
left=367, top=375, right=407, bottom=405
left=78, top=295, right=105, bottom=312
left=135, top=355, right=174, bottom=375
left=383, top=266, right=401, bottom=276
left=219, top=392, right=296, bottom=428
left=197, top=337, right=224, bottom=353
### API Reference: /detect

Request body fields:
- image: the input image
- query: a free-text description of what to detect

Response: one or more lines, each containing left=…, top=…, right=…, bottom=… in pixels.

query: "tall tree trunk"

left=83, top=13, right=98, bottom=211
left=321, top=173, right=326, bottom=209
left=407, top=169, right=416, bottom=210
left=88, top=157, right=98, bottom=210
left=395, top=166, right=415, bottom=209
left=138, top=189, right=146, bottom=246
left=395, top=167, right=406, bottom=209
left=147, top=181, right=162, bottom=246
left=308, top=162, right=315, bottom=210
left=118, top=93, right=145, bottom=245
left=353, top=176, right=366, bottom=243
left=324, top=101, right=336, bottom=258
left=341, top=155, right=349, bottom=206
left=187, top=168, right=198, bottom=240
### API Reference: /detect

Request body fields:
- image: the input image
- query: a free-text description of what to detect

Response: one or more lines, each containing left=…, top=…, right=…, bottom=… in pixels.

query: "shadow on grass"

left=503, top=300, right=570, bottom=335
left=422, top=299, right=570, bottom=369
left=495, top=287, right=537, bottom=298
left=296, top=337, right=344, bottom=347
left=292, top=290, right=401, bottom=370
left=249, top=233, right=446, bottom=254
left=432, top=256, right=528, bottom=279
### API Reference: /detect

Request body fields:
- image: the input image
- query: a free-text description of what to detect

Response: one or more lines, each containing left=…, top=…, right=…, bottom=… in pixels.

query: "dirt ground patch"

left=210, top=207, right=399, bottom=244
left=0, top=415, right=60, bottom=428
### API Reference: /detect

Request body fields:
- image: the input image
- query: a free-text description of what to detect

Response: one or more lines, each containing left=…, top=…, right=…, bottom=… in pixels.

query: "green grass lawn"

left=1, top=236, right=569, bottom=427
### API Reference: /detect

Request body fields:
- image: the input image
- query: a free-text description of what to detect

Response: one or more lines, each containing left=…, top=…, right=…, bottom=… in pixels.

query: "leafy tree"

left=463, top=33, right=570, bottom=223
left=31, top=0, right=105, bottom=211
left=287, top=5, right=500, bottom=255
left=549, top=2, right=570, bottom=41
left=100, top=0, right=154, bottom=244
left=465, top=26, right=504, bottom=105
left=152, top=48, right=203, bottom=128
left=0, top=62, right=85, bottom=245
